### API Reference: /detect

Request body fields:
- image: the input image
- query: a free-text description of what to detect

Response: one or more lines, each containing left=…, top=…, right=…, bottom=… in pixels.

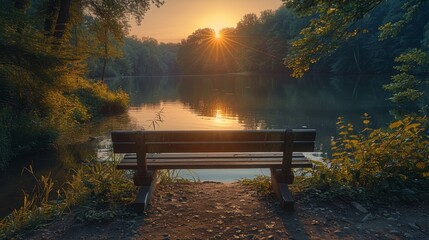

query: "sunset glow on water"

left=128, top=101, right=245, bottom=130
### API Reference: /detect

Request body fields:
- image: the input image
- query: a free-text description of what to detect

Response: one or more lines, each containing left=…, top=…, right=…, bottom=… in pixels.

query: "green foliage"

left=379, top=0, right=426, bottom=40
left=283, top=0, right=383, bottom=77
left=308, top=114, right=429, bottom=200
left=0, top=1, right=138, bottom=169
left=10, top=112, right=58, bottom=154
left=88, top=37, right=180, bottom=77
left=74, top=82, right=129, bottom=116
left=383, top=48, right=428, bottom=104
left=393, top=48, right=428, bottom=72
left=283, top=0, right=429, bottom=77
left=157, top=170, right=200, bottom=185
left=238, top=175, right=272, bottom=197
left=0, top=160, right=136, bottom=238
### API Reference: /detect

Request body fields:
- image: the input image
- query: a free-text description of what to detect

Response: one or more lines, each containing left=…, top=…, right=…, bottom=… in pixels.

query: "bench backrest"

left=112, top=129, right=315, bottom=153
left=111, top=129, right=316, bottom=174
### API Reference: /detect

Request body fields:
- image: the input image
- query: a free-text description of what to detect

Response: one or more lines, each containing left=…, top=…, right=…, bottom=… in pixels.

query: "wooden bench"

left=111, top=129, right=316, bottom=211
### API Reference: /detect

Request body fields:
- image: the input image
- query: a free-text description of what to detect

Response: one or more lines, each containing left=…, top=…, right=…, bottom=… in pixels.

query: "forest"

left=98, top=0, right=429, bottom=76
left=1, top=0, right=429, bottom=238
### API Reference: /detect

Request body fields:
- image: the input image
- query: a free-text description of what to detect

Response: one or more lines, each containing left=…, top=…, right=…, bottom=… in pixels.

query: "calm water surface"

left=0, top=73, right=393, bottom=216
left=112, top=74, right=393, bottom=145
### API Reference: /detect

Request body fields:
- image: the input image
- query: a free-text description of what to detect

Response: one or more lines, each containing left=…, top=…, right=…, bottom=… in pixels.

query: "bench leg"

left=133, top=170, right=158, bottom=212
left=270, top=168, right=295, bottom=211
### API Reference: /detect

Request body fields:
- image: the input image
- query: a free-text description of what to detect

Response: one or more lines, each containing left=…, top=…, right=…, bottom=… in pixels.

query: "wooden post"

left=270, top=129, right=295, bottom=210
left=282, top=129, right=294, bottom=184
left=133, top=131, right=148, bottom=186
left=133, top=170, right=158, bottom=212
left=132, top=131, right=158, bottom=212
left=270, top=168, right=295, bottom=210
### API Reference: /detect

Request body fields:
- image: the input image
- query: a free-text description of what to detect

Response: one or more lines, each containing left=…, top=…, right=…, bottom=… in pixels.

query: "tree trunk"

left=101, top=36, right=109, bottom=82
left=101, top=58, right=107, bottom=83
left=53, top=0, right=72, bottom=39
left=43, top=0, right=58, bottom=35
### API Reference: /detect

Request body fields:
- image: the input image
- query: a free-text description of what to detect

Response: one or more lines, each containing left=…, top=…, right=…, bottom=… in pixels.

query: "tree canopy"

left=0, top=0, right=162, bottom=169
left=283, top=0, right=429, bottom=77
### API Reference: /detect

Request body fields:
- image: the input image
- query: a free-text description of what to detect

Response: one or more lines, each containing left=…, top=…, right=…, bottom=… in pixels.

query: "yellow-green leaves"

left=283, top=0, right=385, bottom=77
left=323, top=114, right=429, bottom=191
left=383, top=48, right=427, bottom=105
left=389, top=120, right=402, bottom=129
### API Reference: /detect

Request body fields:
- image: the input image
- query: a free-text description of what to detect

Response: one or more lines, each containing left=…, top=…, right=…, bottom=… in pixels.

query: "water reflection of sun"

left=129, top=101, right=244, bottom=130
left=214, top=109, right=223, bottom=124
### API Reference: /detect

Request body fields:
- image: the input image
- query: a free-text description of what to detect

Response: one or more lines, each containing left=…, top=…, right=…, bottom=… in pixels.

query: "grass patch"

left=0, top=159, right=136, bottom=239
left=158, top=169, right=200, bottom=185
left=238, top=175, right=272, bottom=197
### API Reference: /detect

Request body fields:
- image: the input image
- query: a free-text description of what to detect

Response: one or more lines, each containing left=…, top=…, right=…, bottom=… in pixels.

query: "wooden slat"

left=111, top=130, right=136, bottom=142
left=144, top=130, right=284, bottom=142
left=292, top=129, right=316, bottom=141
left=124, top=152, right=307, bottom=159
left=117, top=161, right=312, bottom=169
left=111, top=129, right=316, bottom=153
left=112, top=129, right=316, bottom=143
left=112, top=142, right=136, bottom=153
left=144, top=141, right=314, bottom=153
left=120, top=158, right=311, bottom=164
left=145, top=141, right=281, bottom=153
left=113, top=141, right=314, bottom=154
left=116, top=156, right=313, bottom=170
left=293, top=141, right=315, bottom=152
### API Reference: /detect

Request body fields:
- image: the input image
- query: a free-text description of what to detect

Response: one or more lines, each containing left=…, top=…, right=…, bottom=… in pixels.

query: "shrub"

left=10, top=112, right=58, bottom=155
left=308, top=114, right=429, bottom=200
left=74, top=82, right=129, bottom=116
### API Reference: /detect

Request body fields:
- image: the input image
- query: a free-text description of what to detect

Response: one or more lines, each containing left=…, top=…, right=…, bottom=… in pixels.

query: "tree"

left=0, top=0, right=162, bottom=169
left=177, top=28, right=238, bottom=74
left=82, top=0, right=164, bottom=81
left=283, top=0, right=428, bottom=77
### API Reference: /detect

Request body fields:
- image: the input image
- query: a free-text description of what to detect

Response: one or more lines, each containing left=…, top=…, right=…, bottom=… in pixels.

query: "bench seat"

left=116, top=152, right=313, bottom=169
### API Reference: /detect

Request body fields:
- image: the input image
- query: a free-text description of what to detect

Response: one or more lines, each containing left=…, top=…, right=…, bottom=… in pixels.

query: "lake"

left=109, top=73, right=393, bottom=147
left=0, top=73, right=394, bottom=216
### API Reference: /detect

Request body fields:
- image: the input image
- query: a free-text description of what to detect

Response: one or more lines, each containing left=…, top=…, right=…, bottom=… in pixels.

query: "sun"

left=214, top=31, right=221, bottom=39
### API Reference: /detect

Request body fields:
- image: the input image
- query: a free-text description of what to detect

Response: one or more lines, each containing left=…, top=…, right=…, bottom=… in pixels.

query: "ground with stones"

left=25, top=182, right=429, bottom=240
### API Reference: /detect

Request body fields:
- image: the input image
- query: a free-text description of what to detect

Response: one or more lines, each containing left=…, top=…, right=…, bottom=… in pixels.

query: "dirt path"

left=26, top=182, right=429, bottom=240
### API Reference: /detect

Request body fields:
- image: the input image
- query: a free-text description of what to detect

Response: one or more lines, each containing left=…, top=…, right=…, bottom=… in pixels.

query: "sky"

left=129, top=0, right=283, bottom=43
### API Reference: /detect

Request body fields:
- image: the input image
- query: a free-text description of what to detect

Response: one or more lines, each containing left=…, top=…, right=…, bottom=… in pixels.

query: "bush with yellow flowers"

left=309, top=114, right=429, bottom=200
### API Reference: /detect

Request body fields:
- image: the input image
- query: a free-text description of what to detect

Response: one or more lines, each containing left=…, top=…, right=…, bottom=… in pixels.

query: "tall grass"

left=0, top=158, right=136, bottom=239
left=157, top=169, right=200, bottom=185
left=238, top=175, right=272, bottom=197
